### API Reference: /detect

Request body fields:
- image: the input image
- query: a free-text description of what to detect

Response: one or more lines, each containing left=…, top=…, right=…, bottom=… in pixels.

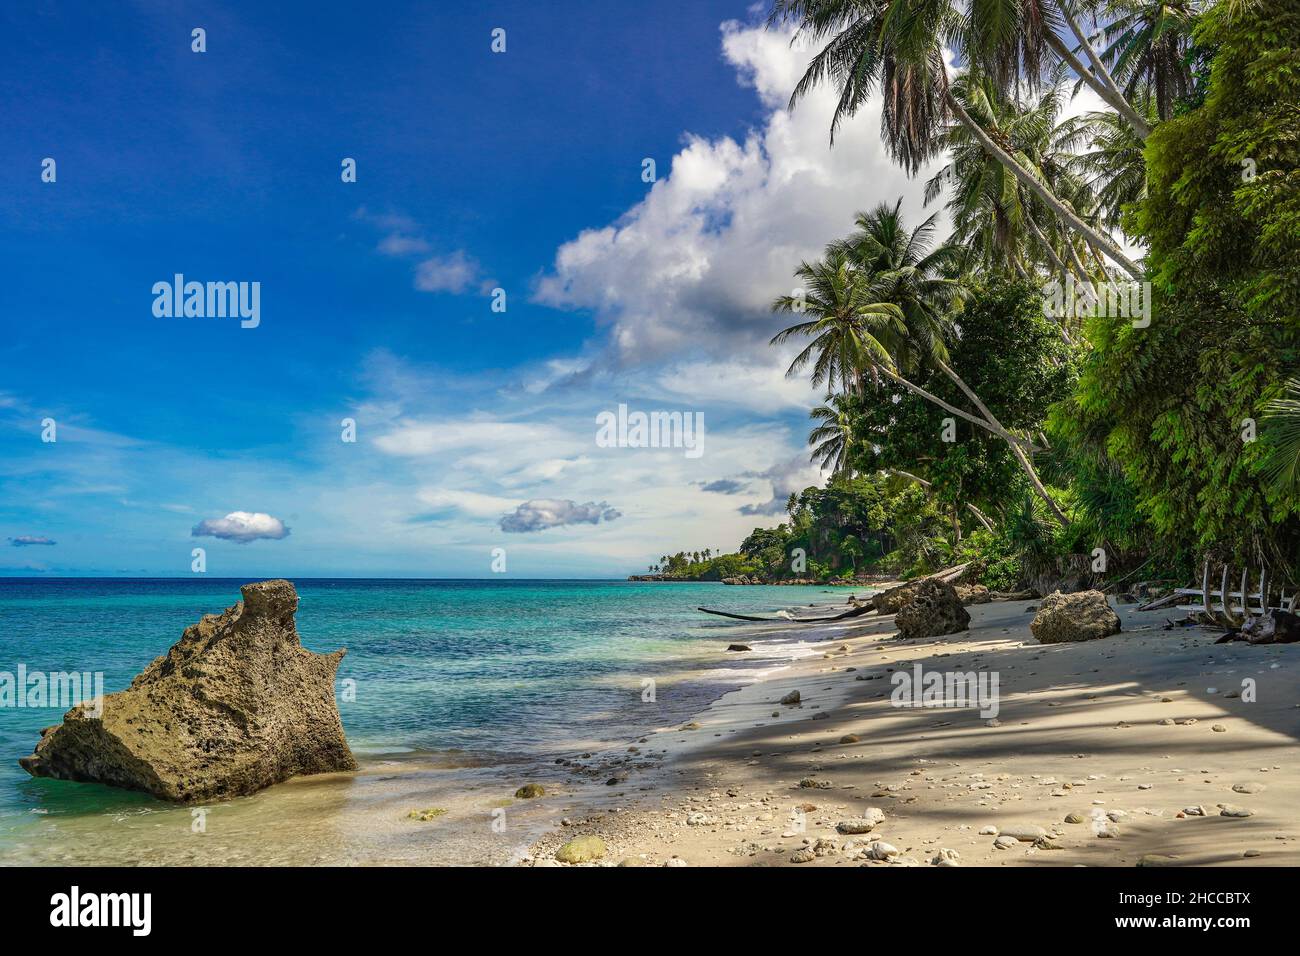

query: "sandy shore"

left=522, top=597, right=1300, bottom=866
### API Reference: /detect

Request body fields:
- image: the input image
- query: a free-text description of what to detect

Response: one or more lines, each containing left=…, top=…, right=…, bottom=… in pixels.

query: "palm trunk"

left=932, top=358, right=1072, bottom=527
left=944, top=91, right=1143, bottom=279
left=876, top=365, right=1039, bottom=452
left=888, top=469, right=996, bottom=532
left=1024, top=215, right=1075, bottom=344
left=1053, top=4, right=1151, bottom=140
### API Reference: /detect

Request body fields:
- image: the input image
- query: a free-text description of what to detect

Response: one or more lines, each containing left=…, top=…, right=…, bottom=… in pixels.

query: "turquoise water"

left=0, top=577, right=855, bottom=857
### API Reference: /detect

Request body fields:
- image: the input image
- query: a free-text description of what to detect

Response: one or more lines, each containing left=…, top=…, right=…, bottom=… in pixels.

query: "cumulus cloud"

left=191, top=512, right=290, bottom=543
left=499, top=499, right=622, bottom=533
left=532, top=19, right=942, bottom=371
left=414, top=251, right=490, bottom=295
left=8, top=535, right=56, bottom=547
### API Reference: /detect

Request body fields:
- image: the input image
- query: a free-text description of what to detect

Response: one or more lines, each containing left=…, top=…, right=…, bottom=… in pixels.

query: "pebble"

left=932, top=848, right=960, bottom=866
left=780, top=690, right=801, bottom=706
left=993, top=835, right=1020, bottom=849
left=865, top=841, right=900, bottom=860
left=998, top=824, right=1047, bottom=842
left=1218, top=804, right=1254, bottom=818
left=790, top=848, right=815, bottom=864
left=1232, top=782, right=1265, bottom=794
left=1064, top=812, right=1085, bottom=824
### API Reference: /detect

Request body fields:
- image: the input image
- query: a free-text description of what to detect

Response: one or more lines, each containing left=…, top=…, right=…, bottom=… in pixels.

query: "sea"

left=0, top=577, right=862, bottom=865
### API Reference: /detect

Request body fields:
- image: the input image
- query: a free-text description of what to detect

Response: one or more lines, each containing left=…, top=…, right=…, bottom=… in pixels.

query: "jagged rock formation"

left=895, top=578, right=971, bottom=639
left=1030, top=589, right=1122, bottom=643
left=19, top=580, right=356, bottom=801
left=955, top=584, right=992, bottom=605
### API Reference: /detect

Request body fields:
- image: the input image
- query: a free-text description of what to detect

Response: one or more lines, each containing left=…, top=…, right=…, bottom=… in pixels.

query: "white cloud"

left=533, top=19, right=942, bottom=370
left=191, top=512, right=290, bottom=543
left=499, top=499, right=622, bottom=534
left=414, top=251, right=489, bottom=295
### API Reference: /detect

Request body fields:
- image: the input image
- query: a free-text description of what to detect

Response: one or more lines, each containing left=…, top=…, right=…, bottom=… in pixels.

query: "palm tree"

left=808, top=394, right=862, bottom=476
left=770, top=249, right=908, bottom=395
left=773, top=203, right=1071, bottom=524
left=924, top=72, right=1113, bottom=308
left=767, top=0, right=1145, bottom=277
left=1262, top=379, right=1300, bottom=494
left=1055, top=99, right=1154, bottom=236
left=1098, top=0, right=1198, bottom=121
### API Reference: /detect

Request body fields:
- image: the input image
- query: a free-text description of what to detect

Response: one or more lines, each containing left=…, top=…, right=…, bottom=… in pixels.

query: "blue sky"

left=0, top=0, right=955, bottom=577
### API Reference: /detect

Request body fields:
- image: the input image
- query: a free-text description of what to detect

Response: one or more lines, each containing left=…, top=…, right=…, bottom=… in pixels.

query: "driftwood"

left=696, top=603, right=876, bottom=624
left=1135, top=591, right=1181, bottom=612
left=989, top=588, right=1038, bottom=601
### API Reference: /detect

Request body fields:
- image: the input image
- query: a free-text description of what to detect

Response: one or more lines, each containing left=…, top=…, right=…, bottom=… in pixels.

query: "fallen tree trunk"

left=696, top=603, right=876, bottom=624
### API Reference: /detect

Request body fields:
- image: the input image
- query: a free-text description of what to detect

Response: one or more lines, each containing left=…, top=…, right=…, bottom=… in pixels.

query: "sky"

left=0, top=0, right=1107, bottom=578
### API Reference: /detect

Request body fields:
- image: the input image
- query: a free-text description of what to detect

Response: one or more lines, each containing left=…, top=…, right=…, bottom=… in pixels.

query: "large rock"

left=955, top=584, right=991, bottom=605
left=872, top=580, right=922, bottom=614
left=19, top=580, right=356, bottom=801
left=1030, top=589, right=1122, bottom=643
left=895, top=578, right=971, bottom=639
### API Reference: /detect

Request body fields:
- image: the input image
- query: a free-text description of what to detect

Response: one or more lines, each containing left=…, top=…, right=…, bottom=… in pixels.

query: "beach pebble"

left=799, top=777, right=832, bottom=789
left=840, top=734, right=859, bottom=744
left=836, top=813, right=883, bottom=835
left=1243, top=850, right=1262, bottom=858
left=979, top=826, right=998, bottom=835
left=1232, top=782, right=1265, bottom=794
left=993, top=835, right=1020, bottom=849
left=1064, top=812, right=1085, bottom=824
left=555, top=836, right=606, bottom=864
left=790, top=848, right=816, bottom=864
left=1034, top=836, right=1063, bottom=850
left=865, top=841, right=900, bottom=860
left=931, top=848, right=960, bottom=866
left=727, top=644, right=752, bottom=652
left=1218, top=804, right=1254, bottom=818
left=1212, top=724, right=1227, bottom=733
left=514, top=784, right=545, bottom=799
left=780, top=690, right=802, bottom=706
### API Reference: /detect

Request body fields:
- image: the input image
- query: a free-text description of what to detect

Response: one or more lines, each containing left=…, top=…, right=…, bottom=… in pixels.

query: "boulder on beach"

left=955, top=584, right=991, bottom=605
left=895, top=578, right=970, bottom=639
left=18, top=580, right=356, bottom=802
left=871, top=580, right=922, bottom=615
left=1030, top=589, right=1121, bottom=644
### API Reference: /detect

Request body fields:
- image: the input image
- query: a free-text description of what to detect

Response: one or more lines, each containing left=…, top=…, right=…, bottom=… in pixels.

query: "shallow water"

left=0, top=577, right=863, bottom=864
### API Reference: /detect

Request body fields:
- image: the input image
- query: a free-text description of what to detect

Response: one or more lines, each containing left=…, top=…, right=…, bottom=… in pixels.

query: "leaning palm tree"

left=770, top=249, right=908, bottom=395
left=808, top=394, right=862, bottom=476
left=775, top=206, right=1071, bottom=524
left=1055, top=98, right=1154, bottom=236
left=1097, top=0, right=1198, bottom=121
left=767, top=0, right=1145, bottom=277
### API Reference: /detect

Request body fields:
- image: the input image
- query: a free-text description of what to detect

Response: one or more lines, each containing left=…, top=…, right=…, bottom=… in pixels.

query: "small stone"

left=865, top=841, right=899, bottom=860
left=799, top=777, right=832, bottom=789
left=790, top=848, right=816, bottom=864
left=727, top=643, right=752, bottom=652
left=1137, top=854, right=1178, bottom=867
left=407, top=807, right=447, bottom=822
left=555, top=835, right=606, bottom=864
left=979, top=825, right=998, bottom=835
left=780, top=690, right=802, bottom=706
left=680, top=722, right=701, bottom=731
left=932, top=848, right=960, bottom=866
left=514, top=784, right=545, bottom=799
left=1064, top=812, right=1085, bottom=824
left=839, top=734, right=860, bottom=744
left=1219, top=804, right=1254, bottom=818
left=1211, top=724, right=1227, bottom=733
left=1243, top=850, right=1262, bottom=858
left=1034, top=836, right=1063, bottom=850
left=993, top=835, right=1020, bottom=849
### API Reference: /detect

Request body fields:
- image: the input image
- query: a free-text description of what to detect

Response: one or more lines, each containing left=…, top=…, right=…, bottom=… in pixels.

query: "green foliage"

left=1066, top=0, right=1300, bottom=567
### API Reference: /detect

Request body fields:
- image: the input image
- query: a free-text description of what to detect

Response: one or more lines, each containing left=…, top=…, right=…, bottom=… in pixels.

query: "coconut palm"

left=767, top=0, right=1145, bottom=277
left=1055, top=98, right=1154, bottom=235
left=808, top=394, right=863, bottom=476
left=770, top=249, right=908, bottom=395
left=1098, top=0, right=1198, bottom=121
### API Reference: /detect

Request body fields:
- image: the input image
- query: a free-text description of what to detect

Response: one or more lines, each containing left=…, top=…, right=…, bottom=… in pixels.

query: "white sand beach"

left=522, top=597, right=1300, bottom=867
